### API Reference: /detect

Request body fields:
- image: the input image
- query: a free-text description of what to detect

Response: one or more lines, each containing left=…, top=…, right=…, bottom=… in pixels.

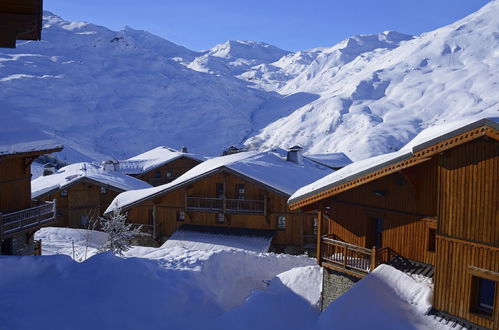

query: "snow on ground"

left=3, top=228, right=451, bottom=330
left=314, top=264, right=445, bottom=330
left=161, top=228, right=273, bottom=253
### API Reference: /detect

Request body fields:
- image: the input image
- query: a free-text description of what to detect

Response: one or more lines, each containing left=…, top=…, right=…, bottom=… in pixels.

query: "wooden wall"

left=433, top=236, right=499, bottom=329
left=0, top=0, right=43, bottom=48
left=323, top=159, right=438, bottom=264
left=0, top=157, right=31, bottom=213
left=137, top=157, right=201, bottom=186
left=37, top=181, right=120, bottom=228
left=432, top=137, right=499, bottom=327
left=126, top=170, right=314, bottom=248
left=437, top=137, right=499, bottom=244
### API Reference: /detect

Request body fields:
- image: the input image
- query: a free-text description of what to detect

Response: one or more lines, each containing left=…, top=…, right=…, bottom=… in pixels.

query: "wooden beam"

left=316, top=210, right=322, bottom=265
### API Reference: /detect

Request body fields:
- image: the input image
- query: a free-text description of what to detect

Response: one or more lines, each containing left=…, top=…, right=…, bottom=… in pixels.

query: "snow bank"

left=314, top=264, right=440, bottom=330
left=161, top=228, right=273, bottom=253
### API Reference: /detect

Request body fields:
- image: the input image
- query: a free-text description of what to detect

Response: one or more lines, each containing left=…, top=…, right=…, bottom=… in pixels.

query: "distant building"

left=289, top=117, right=499, bottom=329
left=31, top=162, right=151, bottom=229
left=0, top=140, right=62, bottom=255
left=0, top=0, right=43, bottom=48
left=106, top=148, right=334, bottom=252
left=116, top=146, right=205, bottom=186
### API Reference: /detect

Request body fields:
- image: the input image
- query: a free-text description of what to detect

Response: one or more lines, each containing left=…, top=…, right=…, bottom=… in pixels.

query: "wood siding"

left=0, top=157, right=32, bottom=213
left=437, top=137, right=499, bottom=244
left=36, top=181, right=120, bottom=228
left=433, top=236, right=499, bottom=329
left=135, top=157, right=201, bottom=186
left=126, top=170, right=314, bottom=248
left=323, top=159, right=438, bottom=265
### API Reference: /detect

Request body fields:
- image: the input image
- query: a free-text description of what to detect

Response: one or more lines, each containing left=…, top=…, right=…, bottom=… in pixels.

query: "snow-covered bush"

left=99, top=207, right=141, bottom=256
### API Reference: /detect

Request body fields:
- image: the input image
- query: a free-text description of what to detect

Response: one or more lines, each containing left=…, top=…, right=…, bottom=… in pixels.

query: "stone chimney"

left=180, top=146, right=188, bottom=153
left=286, top=146, right=304, bottom=165
left=43, top=163, right=56, bottom=176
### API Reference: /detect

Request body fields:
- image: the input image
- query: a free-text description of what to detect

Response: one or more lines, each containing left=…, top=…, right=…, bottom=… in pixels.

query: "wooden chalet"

left=0, top=0, right=43, bottom=48
left=116, top=146, right=204, bottom=186
left=31, top=162, right=151, bottom=229
left=106, top=148, right=334, bottom=251
left=0, top=141, right=62, bottom=255
left=288, top=117, right=499, bottom=328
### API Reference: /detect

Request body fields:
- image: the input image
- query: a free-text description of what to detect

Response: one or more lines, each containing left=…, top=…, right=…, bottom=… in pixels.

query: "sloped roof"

left=0, top=140, right=62, bottom=157
left=117, top=146, right=205, bottom=175
left=105, top=149, right=333, bottom=214
left=32, top=162, right=152, bottom=199
left=303, top=152, right=353, bottom=169
left=289, top=116, right=499, bottom=207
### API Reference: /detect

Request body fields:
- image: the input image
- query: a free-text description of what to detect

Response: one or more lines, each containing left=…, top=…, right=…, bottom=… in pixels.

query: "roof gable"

left=289, top=116, right=499, bottom=209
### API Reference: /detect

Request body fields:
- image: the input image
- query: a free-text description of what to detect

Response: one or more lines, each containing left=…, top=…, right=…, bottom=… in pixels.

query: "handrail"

left=186, top=197, right=265, bottom=213
left=320, top=236, right=375, bottom=274
left=0, top=200, right=57, bottom=237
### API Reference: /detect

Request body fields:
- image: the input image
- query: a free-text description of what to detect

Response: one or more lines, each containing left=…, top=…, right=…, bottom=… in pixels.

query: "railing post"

left=343, top=245, right=348, bottom=269
left=0, top=212, right=3, bottom=242
left=223, top=198, right=226, bottom=214
left=316, top=210, right=322, bottom=265
left=370, top=246, right=377, bottom=272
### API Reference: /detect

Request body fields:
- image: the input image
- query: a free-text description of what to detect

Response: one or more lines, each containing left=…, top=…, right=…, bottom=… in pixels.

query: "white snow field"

left=0, top=228, right=454, bottom=329
left=1, top=1, right=498, bottom=163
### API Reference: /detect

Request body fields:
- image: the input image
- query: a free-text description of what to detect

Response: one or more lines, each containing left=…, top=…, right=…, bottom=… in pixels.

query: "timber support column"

left=316, top=210, right=322, bottom=265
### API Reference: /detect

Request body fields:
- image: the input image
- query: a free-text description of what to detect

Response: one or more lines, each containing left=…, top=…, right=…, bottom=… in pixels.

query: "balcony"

left=186, top=197, right=266, bottom=215
left=0, top=200, right=56, bottom=238
left=320, top=234, right=377, bottom=277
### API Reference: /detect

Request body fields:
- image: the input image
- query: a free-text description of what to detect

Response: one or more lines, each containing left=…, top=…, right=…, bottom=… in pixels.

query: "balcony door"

left=366, top=217, right=383, bottom=249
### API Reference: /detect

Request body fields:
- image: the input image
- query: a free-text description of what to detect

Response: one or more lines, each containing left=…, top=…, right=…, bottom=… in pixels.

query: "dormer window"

left=166, top=169, right=173, bottom=178
left=60, top=189, right=67, bottom=197
left=100, top=186, right=107, bottom=194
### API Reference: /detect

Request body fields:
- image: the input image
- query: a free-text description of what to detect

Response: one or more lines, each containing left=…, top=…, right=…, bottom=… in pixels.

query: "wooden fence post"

left=370, top=246, right=377, bottom=272
left=316, top=210, right=322, bottom=265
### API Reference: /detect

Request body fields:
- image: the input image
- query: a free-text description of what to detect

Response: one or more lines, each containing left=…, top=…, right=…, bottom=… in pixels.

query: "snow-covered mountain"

left=1, top=1, right=498, bottom=163
left=245, top=1, right=499, bottom=159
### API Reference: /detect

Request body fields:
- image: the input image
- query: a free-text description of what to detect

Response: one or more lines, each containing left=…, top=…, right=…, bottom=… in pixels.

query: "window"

left=155, top=170, right=161, bottom=178
left=176, top=210, right=185, bottom=222
left=57, top=209, right=63, bottom=217
left=100, top=186, right=107, bottom=194
left=216, top=213, right=225, bottom=223
left=216, top=183, right=225, bottom=198
left=277, top=216, right=286, bottom=231
left=427, top=228, right=436, bottom=252
left=166, top=169, right=173, bottom=178
left=471, top=276, right=496, bottom=317
left=60, top=189, right=67, bottom=197
left=236, top=184, right=245, bottom=200
left=313, top=217, right=318, bottom=235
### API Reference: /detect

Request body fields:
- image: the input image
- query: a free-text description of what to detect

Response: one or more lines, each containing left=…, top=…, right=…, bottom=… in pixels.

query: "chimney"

left=180, top=146, right=188, bottom=153
left=102, top=160, right=119, bottom=172
left=43, top=163, right=56, bottom=176
left=286, top=146, right=304, bottom=165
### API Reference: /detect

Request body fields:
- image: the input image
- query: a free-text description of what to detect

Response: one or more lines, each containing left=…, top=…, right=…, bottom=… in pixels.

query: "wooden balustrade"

left=0, top=200, right=57, bottom=238
left=186, top=197, right=265, bottom=214
left=320, top=235, right=376, bottom=275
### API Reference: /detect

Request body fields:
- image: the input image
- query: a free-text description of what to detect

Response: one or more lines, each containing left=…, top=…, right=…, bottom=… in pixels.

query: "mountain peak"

left=208, top=40, right=290, bottom=63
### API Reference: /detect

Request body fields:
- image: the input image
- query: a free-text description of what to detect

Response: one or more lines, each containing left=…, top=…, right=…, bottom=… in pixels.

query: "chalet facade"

left=0, top=0, right=43, bottom=48
left=31, top=162, right=151, bottom=229
left=106, top=148, right=334, bottom=252
left=116, top=146, right=204, bottom=186
left=289, top=117, right=499, bottom=328
left=0, top=141, right=62, bottom=255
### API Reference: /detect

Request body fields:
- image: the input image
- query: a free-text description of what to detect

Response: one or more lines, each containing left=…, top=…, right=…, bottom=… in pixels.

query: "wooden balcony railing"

left=320, top=234, right=377, bottom=276
left=186, top=197, right=266, bottom=215
left=0, top=200, right=57, bottom=238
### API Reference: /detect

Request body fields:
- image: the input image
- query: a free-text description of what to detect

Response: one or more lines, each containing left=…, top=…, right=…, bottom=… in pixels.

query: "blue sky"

left=44, top=0, right=490, bottom=51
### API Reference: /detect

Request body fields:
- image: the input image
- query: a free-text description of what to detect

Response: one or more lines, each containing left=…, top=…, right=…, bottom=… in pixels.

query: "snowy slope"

left=246, top=1, right=499, bottom=160
left=0, top=12, right=276, bottom=161
left=2, top=2, right=498, bottom=164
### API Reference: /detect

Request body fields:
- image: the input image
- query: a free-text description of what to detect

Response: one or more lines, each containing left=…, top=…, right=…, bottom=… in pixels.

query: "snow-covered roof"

left=289, top=116, right=499, bottom=206
left=32, top=162, right=152, bottom=199
left=117, top=146, right=205, bottom=175
left=303, top=152, right=352, bottom=169
left=106, top=148, right=333, bottom=213
left=0, top=140, right=62, bottom=157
